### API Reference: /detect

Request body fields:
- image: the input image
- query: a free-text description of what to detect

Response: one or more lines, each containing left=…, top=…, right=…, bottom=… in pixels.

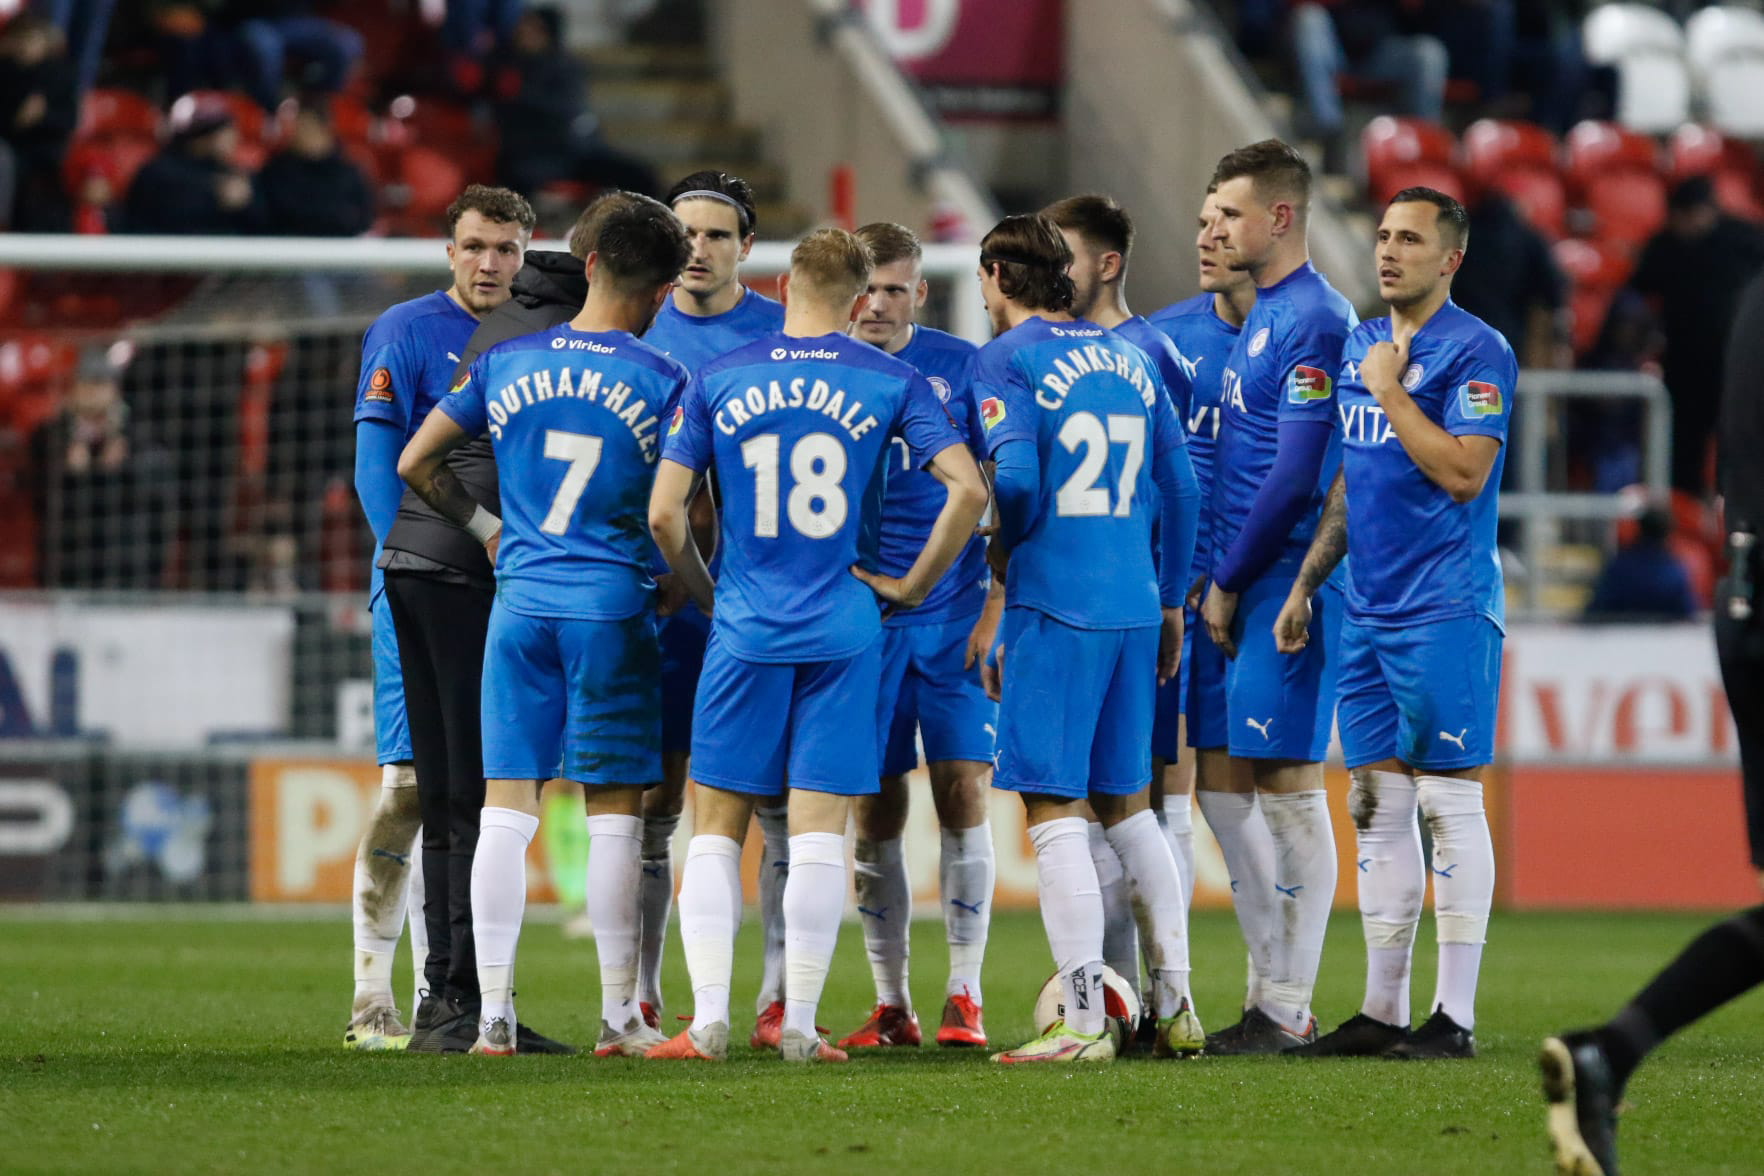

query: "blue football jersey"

left=1337, top=300, right=1517, bottom=628
left=642, top=286, right=785, bottom=371
left=976, top=317, right=1189, bottom=630
left=876, top=325, right=986, bottom=627
left=1214, top=262, right=1357, bottom=572
left=1147, top=294, right=1242, bottom=579
left=354, top=290, right=480, bottom=600
left=437, top=324, right=690, bottom=621
left=661, top=331, right=964, bottom=663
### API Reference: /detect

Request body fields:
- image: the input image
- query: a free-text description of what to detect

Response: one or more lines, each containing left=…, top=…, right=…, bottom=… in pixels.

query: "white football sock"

left=637, top=811, right=679, bottom=1011
left=854, top=836, right=912, bottom=1010
left=1195, top=790, right=1277, bottom=1005
left=1417, top=774, right=1495, bottom=1030
left=678, top=834, right=741, bottom=1030
left=941, top=822, right=994, bottom=1005
left=351, top=768, right=421, bottom=1011
left=782, top=832, right=847, bottom=1040
left=1258, top=789, right=1336, bottom=1035
left=1030, top=816, right=1106, bottom=1037
left=1350, top=770, right=1424, bottom=1027
left=1162, top=792, right=1196, bottom=914
left=1088, top=821, right=1140, bottom=993
left=404, top=818, right=427, bottom=1016
left=1104, top=808, right=1190, bottom=1016
left=755, top=804, right=790, bottom=1012
left=472, top=806, right=537, bottom=1031
left=586, top=813, right=643, bottom=1030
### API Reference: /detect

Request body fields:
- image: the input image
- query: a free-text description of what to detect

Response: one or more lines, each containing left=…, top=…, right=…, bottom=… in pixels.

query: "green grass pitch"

left=3, top=909, right=1762, bottom=1174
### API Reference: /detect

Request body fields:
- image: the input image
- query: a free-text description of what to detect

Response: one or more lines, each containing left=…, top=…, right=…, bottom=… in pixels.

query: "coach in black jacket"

left=389, top=192, right=645, bottom=1053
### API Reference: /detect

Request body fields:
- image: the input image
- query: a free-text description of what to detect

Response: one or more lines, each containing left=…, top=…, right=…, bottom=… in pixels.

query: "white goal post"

left=0, top=234, right=994, bottom=344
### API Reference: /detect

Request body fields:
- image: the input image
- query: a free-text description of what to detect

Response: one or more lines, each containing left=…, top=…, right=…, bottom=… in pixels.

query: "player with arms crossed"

left=973, top=214, right=1201, bottom=1063
left=1044, top=192, right=1200, bottom=1023
left=398, top=195, right=694, bottom=1056
left=646, top=229, right=988, bottom=1062
left=1275, top=188, right=1513, bottom=1059
left=835, top=221, right=995, bottom=1051
left=636, top=170, right=791, bottom=1043
left=1147, top=188, right=1268, bottom=1025
left=344, top=185, right=529, bottom=1049
left=1199, top=140, right=1357, bottom=1054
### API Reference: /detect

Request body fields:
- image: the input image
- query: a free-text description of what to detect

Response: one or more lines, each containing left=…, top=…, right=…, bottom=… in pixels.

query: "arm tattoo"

left=410, top=461, right=480, bottom=530
left=1294, top=471, right=1347, bottom=595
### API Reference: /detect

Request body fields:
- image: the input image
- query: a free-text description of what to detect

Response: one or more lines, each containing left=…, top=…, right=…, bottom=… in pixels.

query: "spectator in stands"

left=155, top=1, right=363, bottom=112
left=442, top=0, right=524, bottom=96
left=120, top=94, right=265, bottom=235
left=259, top=98, right=374, bottom=237
left=34, top=0, right=116, bottom=97
left=492, top=7, right=659, bottom=199
left=0, top=13, right=78, bottom=231
left=1631, top=176, right=1764, bottom=496
left=1577, top=289, right=1664, bottom=493
left=1583, top=506, right=1699, bottom=622
left=1288, top=1, right=1448, bottom=167
left=1453, top=187, right=1571, bottom=369
left=29, top=346, right=173, bottom=590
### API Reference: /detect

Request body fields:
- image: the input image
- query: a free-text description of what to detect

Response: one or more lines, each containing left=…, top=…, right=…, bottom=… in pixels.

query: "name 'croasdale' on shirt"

left=661, top=331, right=963, bottom=663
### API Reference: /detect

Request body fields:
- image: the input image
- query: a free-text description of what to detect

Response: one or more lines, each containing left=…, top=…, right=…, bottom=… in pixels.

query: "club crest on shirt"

left=667, top=405, right=685, bottom=435
left=980, top=396, right=1006, bottom=430
left=1402, top=363, right=1424, bottom=390
left=447, top=371, right=469, bottom=395
left=1247, top=327, right=1270, bottom=357
left=929, top=376, right=952, bottom=403
left=365, top=367, right=395, bottom=403
left=1287, top=364, right=1332, bottom=404
left=1460, top=380, right=1501, bottom=416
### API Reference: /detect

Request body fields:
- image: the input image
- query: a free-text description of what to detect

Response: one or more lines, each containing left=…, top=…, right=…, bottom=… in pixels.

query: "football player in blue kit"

left=1275, top=188, right=1515, bottom=1060
left=833, top=221, right=995, bottom=1052
left=396, top=195, right=693, bottom=1057
left=635, top=170, right=791, bottom=1044
left=1043, top=193, right=1204, bottom=1038
left=344, top=185, right=530, bottom=1050
left=1198, top=141, right=1358, bottom=1054
left=1148, top=188, right=1275, bottom=1033
left=971, top=213, right=1202, bottom=1064
left=645, top=229, right=988, bottom=1063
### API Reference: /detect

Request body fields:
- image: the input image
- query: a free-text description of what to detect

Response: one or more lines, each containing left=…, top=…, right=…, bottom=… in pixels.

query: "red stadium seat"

left=1489, top=167, right=1569, bottom=239
left=1362, top=116, right=1455, bottom=196
left=77, top=88, right=160, bottom=139
left=1564, top=119, right=1660, bottom=189
left=1585, top=169, right=1668, bottom=248
left=1461, top=119, right=1559, bottom=188
left=61, top=134, right=157, bottom=202
left=398, top=145, right=467, bottom=222
left=1667, top=123, right=1755, bottom=180
left=1553, top=238, right=1634, bottom=353
left=1368, top=160, right=1465, bottom=207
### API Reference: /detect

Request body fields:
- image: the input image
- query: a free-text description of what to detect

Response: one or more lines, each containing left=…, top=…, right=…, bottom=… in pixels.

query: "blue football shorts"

left=877, top=616, right=998, bottom=776
left=1336, top=613, right=1503, bottom=771
left=370, top=592, right=412, bottom=765
left=992, top=607, right=1156, bottom=799
left=690, top=628, right=882, bottom=797
left=1224, top=569, right=1342, bottom=761
left=480, top=603, right=662, bottom=787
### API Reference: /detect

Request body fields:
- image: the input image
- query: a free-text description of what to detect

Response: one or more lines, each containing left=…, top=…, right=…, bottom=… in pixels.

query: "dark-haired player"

left=398, top=194, right=693, bottom=1057
left=834, top=221, right=995, bottom=1051
left=645, top=229, right=988, bottom=1062
left=1275, top=187, right=1513, bottom=1060
left=635, top=170, right=791, bottom=1043
left=346, top=184, right=529, bottom=1051
left=1043, top=193, right=1204, bottom=1045
left=1199, top=141, right=1357, bottom=1054
left=973, top=214, right=1200, bottom=1063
